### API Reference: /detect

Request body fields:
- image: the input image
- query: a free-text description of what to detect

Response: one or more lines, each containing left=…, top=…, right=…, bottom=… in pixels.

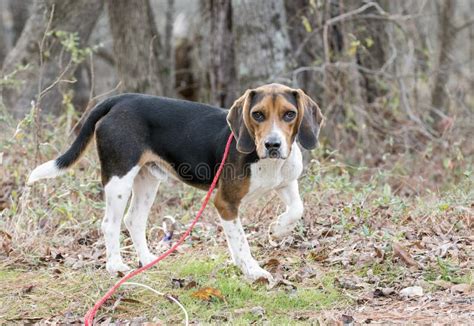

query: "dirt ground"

left=1, top=165, right=472, bottom=324
left=0, top=117, right=473, bottom=324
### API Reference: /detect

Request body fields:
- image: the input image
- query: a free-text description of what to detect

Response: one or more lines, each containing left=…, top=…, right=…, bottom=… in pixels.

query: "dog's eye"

left=252, top=111, right=265, bottom=122
left=283, top=111, right=296, bottom=122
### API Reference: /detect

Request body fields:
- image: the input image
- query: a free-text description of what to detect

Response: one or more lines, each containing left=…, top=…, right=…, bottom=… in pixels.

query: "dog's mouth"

left=260, top=149, right=286, bottom=160
left=268, top=149, right=281, bottom=159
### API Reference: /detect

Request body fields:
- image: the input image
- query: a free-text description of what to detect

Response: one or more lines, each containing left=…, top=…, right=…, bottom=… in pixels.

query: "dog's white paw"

left=240, top=261, right=274, bottom=283
left=269, top=221, right=295, bottom=240
left=139, top=253, right=157, bottom=267
left=106, top=260, right=131, bottom=274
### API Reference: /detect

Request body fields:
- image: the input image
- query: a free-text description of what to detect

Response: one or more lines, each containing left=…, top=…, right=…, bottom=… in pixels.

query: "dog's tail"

left=28, top=96, right=120, bottom=185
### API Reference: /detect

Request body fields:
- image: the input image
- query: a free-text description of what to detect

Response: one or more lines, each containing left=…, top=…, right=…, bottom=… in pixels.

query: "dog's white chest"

left=243, top=145, right=303, bottom=202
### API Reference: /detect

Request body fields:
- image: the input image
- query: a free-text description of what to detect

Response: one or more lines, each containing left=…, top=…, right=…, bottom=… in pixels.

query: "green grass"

left=0, top=253, right=348, bottom=324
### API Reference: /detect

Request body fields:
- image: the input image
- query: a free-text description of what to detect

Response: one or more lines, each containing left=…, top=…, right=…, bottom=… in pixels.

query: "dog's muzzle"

left=264, top=137, right=282, bottom=159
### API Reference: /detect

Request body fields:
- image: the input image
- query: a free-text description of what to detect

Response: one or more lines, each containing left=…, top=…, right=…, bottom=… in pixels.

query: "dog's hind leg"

left=102, top=166, right=140, bottom=274
left=124, top=167, right=160, bottom=267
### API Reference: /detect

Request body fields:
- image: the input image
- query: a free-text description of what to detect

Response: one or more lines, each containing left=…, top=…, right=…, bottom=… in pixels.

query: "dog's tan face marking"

left=228, top=83, right=324, bottom=158
left=247, top=84, right=301, bottom=159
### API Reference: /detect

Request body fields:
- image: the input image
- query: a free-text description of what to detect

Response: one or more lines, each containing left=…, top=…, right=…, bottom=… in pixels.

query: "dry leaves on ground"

left=191, top=287, right=225, bottom=302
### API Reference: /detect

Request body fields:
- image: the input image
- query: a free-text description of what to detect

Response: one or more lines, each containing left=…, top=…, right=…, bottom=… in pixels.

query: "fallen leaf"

left=356, top=293, right=372, bottom=304
left=184, top=280, right=197, bottom=290
left=393, top=242, right=420, bottom=268
left=21, top=284, right=35, bottom=294
left=210, top=314, right=228, bottom=322
left=121, top=297, right=142, bottom=304
left=77, top=236, right=93, bottom=246
left=191, top=287, right=224, bottom=301
left=431, top=279, right=453, bottom=290
left=171, top=278, right=185, bottom=288
left=450, top=283, right=472, bottom=294
left=253, top=277, right=269, bottom=286
left=0, top=230, right=12, bottom=255
left=373, top=245, right=384, bottom=260
left=263, top=258, right=280, bottom=273
left=52, top=268, right=62, bottom=275
left=308, top=248, right=328, bottom=262
left=399, top=286, right=423, bottom=298
left=320, top=228, right=335, bottom=237
left=373, top=287, right=394, bottom=298
left=50, top=248, right=65, bottom=262
left=335, top=277, right=365, bottom=290
left=271, top=278, right=296, bottom=290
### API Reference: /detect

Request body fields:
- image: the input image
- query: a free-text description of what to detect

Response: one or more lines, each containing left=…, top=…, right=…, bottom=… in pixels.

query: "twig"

left=123, top=282, right=189, bottom=325
left=323, top=2, right=388, bottom=63
left=455, top=19, right=474, bottom=32
left=90, top=81, right=122, bottom=103
left=88, top=51, right=95, bottom=102
left=95, top=48, right=115, bottom=66
left=38, top=58, right=74, bottom=99
left=37, top=4, right=56, bottom=104
left=69, top=81, right=122, bottom=137
left=256, top=194, right=277, bottom=221
left=397, top=76, right=435, bottom=140
left=33, top=4, right=55, bottom=166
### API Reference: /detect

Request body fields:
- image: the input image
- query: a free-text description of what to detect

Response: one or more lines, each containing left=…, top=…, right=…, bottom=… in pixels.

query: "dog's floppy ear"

left=227, top=89, right=256, bottom=154
left=293, top=89, right=325, bottom=150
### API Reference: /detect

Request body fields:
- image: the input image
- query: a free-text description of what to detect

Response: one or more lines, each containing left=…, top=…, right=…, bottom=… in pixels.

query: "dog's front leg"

left=269, top=180, right=304, bottom=239
left=220, top=218, right=273, bottom=282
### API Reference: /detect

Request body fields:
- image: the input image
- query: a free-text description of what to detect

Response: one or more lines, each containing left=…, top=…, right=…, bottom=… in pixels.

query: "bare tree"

left=232, top=0, right=291, bottom=89
left=0, top=19, right=7, bottom=66
left=321, top=1, right=370, bottom=149
left=107, top=0, right=164, bottom=95
left=1, top=0, right=104, bottom=118
left=430, top=0, right=456, bottom=128
left=175, top=37, right=198, bottom=101
left=8, top=0, right=32, bottom=45
left=353, top=0, right=390, bottom=103
left=284, top=0, right=325, bottom=98
left=208, top=0, right=238, bottom=108
left=163, top=0, right=175, bottom=97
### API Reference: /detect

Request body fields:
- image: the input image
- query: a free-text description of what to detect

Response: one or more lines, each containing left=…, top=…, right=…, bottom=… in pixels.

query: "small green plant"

left=48, top=30, right=101, bottom=64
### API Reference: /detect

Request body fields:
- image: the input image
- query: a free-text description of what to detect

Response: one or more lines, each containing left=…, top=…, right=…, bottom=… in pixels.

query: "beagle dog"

left=28, top=83, right=324, bottom=281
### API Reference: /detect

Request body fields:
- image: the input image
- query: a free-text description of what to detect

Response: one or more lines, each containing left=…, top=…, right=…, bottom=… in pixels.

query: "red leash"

left=84, top=133, right=234, bottom=325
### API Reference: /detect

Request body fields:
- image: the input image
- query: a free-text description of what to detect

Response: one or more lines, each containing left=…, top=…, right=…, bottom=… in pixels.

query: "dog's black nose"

left=264, top=139, right=281, bottom=149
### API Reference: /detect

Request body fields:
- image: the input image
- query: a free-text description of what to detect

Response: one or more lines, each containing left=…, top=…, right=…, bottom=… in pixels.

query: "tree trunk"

left=163, top=0, right=175, bottom=97
left=284, top=0, right=325, bottom=99
left=107, top=0, right=164, bottom=95
left=322, top=0, right=368, bottom=152
left=1, top=0, right=104, bottom=118
left=8, top=0, right=32, bottom=45
left=430, top=0, right=456, bottom=128
left=208, top=0, right=238, bottom=108
left=0, top=20, right=7, bottom=66
left=354, top=0, right=389, bottom=103
left=173, top=3, right=199, bottom=101
left=232, top=0, right=291, bottom=89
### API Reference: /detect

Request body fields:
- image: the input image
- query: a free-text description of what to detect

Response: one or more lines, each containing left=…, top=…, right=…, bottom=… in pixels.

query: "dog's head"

left=227, top=83, right=324, bottom=159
